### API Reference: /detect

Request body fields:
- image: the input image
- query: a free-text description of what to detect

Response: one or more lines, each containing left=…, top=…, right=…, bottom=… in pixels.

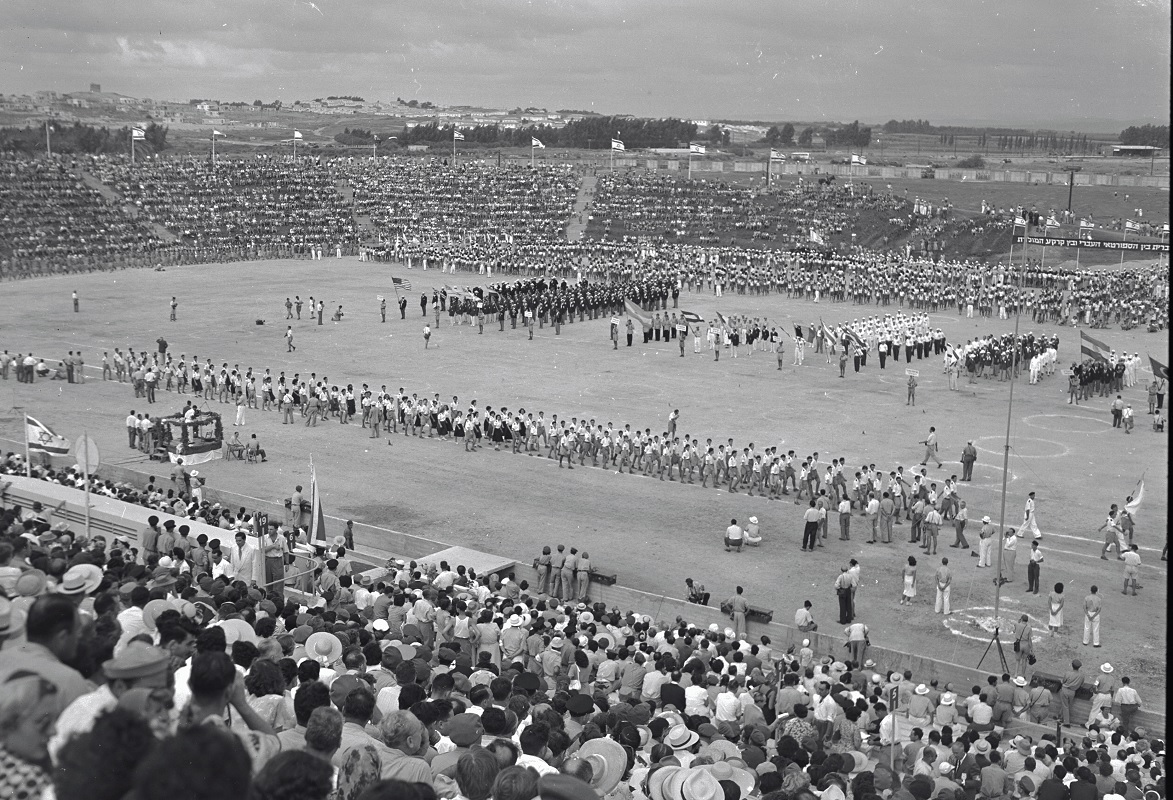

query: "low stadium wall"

left=1, top=440, right=1162, bottom=738
left=610, top=158, right=1170, bottom=188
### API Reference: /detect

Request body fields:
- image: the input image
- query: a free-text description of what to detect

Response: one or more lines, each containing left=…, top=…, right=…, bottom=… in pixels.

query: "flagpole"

left=23, top=414, right=30, bottom=477
left=766, top=153, right=771, bottom=188
left=453, top=130, right=457, bottom=165
left=993, top=221, right=1030, bottom=633
left=212, top=132, right=216, bottom=165
left=45, top=120, right=51, bottom=157
left=531, top=141, right=535, bottom=169
left=1120, top=224, right=1127, bottom=267
left=131, top=134, right=135, bottom=165
left=82, top=429, right=91, bottom=543
left=688, top=148, right=693, bottom=180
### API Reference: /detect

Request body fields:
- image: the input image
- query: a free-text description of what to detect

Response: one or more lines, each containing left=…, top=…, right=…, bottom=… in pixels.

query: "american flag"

left=392, top=276, right=412, bottom=290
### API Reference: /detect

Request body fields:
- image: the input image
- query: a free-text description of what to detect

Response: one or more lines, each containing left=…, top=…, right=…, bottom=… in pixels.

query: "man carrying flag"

left=1149, top=356, right=1167, bottom=416
left=624, top=299, right=652, bottom=342
left=1080, top=330, right=1111, bottom=362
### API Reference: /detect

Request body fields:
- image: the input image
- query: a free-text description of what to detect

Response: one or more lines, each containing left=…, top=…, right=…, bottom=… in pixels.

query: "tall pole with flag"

left=611, top=135, right=624, bottom=173
left=131, top=126, right=145, bottom=164
left=453, top=128, right=464, bottom=164
left=293, top=129, right=302, bottom=158
left=307, top=456, right=327, bottom=547
left=1007, top=213, right=1027, bottom=284
left=531, top=136, right=544, bottom=168
left=211, top=129, right=225, bottom=165
left=1042, top=215, right=1059, bottom=269
left=1121, top=219, right=1139, bottom=267
left=688, top=142, right=704, bottom=179
left=25, top=414, right=72, bottom=479
left=45, top=120, right=52, bottom=158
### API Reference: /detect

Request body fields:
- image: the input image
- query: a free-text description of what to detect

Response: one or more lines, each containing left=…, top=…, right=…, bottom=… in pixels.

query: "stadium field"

left=0, top=257, right=1166, bottom=697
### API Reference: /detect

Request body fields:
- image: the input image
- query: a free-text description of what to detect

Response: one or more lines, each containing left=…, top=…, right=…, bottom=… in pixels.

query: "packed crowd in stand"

left=584, top=173, right=904, bottom=246
left=0, top=154, right=166, bottom=275
left=94, top=154, right=360, bottom=255
left=342, top=160, right=579, bottom=254
left=0, top=448, right=1165, bottom=800
left=1, top=152, right=1167, bottom=338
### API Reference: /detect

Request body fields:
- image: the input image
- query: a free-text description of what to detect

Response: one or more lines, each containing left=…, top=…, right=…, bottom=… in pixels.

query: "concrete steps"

left=565, top=175, right=597, bottom=242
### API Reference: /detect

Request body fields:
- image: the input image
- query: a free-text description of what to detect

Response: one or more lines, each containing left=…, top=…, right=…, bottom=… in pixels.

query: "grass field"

left=0, top=257, right=1167, bottom=699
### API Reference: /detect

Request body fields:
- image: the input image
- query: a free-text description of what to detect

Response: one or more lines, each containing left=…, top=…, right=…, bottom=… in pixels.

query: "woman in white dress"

left=901, top=556, right=918, bottom=605
left=1048, top=582, right=1065, bottom=634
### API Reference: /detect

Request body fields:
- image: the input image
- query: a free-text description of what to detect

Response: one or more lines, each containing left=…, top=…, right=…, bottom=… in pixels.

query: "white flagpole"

left=531, top=140, right=534, bottom=169
left=453, top=131, right=457, bottom=165
left=212, top=132, right=216, bottom=165
left=688, top=148, right=693, bottom=180
left=82, top=429, right=91, bottom=542
left=1120, top=224, right=1127, bottom=267
left=131, top=135, right=135, bottom=165
left=294, top=134, right=297, bottom=159
left=23, top=414, right=30, bottom=477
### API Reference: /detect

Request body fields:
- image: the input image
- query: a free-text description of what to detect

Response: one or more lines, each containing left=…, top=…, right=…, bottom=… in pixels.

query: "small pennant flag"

left=131, top=128, right=146, bottom=141
left=26, top=415, right=71, bottom=455
left=293, top=130, right=303, bottom=140
left=1149, top=355, right=1169, bottom=381
left=690, top=143, right=705, bottom=155
left=1079, top=329, right=1111, bottom=363
left=391, top=276, right=413, bottom=290
left=611, top=138, right=625, bottom=151
left=453, top=130, right=465, bottom=141
left=531, top=137, right=545, bottom=148
left=1124, top=219, right=1139, bottom=232
left=212, top=129, right=225, bottom=138
left=769, top=149, right=785, bottom=161
left=680, top=310, right=704, bottom=325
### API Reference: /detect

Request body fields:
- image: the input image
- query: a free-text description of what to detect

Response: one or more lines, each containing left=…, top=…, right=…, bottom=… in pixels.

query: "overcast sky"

left=3, top=0, right=1169, bottom=127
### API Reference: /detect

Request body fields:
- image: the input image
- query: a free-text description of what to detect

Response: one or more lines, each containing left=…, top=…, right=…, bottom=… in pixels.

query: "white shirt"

left=211, top=558, right=236, bottom=581
left=714, top=690, right=742, bottom=722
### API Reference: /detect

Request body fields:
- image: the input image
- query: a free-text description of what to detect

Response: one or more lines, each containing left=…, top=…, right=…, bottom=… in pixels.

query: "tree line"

left=0, top=121, right=169, bottom=154
left=394, top=116, right=700, bottom=149
left=1119, top=124, right=1169, bottom=148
